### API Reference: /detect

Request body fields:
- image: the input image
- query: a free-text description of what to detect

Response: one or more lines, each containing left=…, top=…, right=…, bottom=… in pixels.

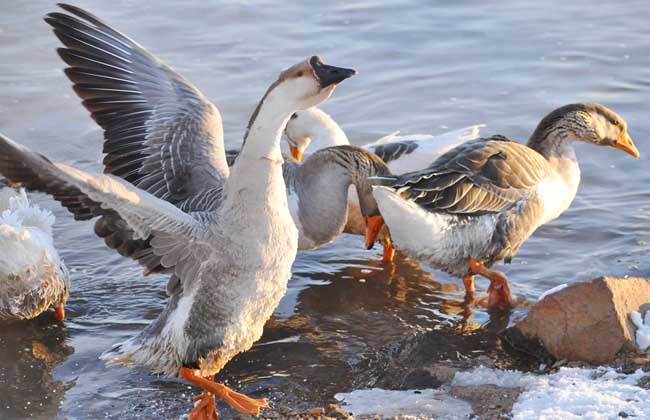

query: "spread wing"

left=387, top=136, right=554, bottom=215
left=45, top=4, right=229, bottom=204
left=0, top=133, right=211, bottom=290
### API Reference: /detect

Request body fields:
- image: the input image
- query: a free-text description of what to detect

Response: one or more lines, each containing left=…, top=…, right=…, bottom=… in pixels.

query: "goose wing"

left=45, top=4, right=228, bottom=205
left=0, top=133, right=212, bottom=290
left=385, top=136, right=553, bottom=216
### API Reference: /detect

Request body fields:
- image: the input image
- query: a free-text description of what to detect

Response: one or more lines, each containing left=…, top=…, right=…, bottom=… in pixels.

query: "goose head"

left=285, top=107, right=349, bottom=161
left=245, top=56, right=356, bottom=147
left=528, top=103, right=639, bottom=158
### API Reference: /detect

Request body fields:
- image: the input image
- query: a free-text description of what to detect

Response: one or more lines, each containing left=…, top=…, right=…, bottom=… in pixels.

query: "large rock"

left=515, top=276, right=650, bottom=364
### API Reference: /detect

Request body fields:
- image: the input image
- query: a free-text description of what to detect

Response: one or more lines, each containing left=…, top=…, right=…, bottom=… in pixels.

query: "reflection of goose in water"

left=0, top=317, right=74, bottom=419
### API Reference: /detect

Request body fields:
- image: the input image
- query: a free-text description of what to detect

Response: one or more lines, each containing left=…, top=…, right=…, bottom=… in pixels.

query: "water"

left=1, top=0, right=649, bottom=418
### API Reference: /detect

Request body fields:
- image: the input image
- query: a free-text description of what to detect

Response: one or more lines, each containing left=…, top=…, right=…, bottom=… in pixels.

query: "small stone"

left=637, top=376, right=650, bottom=389
left=325, top=403, right=350, bottom=419
left=307, top=407, right=325, bottom=416
left=632, top=357, right=650, bottom=365
left=619, top=411, right=630, bottom=418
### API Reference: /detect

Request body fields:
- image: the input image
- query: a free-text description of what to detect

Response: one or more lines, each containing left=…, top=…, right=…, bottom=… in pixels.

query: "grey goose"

left=367, top=103, right=639, bottom=310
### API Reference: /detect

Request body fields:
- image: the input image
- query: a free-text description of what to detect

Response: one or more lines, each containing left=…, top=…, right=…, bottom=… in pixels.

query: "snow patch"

left=537, top=283, right=568, bottom=301
left=334, top=388, right=473, bottom=419
left=630, top=310, right=650, bottom=350
left=454, top=366, right=650, bottom=420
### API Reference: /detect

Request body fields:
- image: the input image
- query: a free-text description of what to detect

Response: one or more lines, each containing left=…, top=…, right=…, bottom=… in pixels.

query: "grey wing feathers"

left=370, top=141, right=418, bottom=164
left=389, top=136, right=553, bottom=215
left=45, top=4, right=228, bottom=204
left=0, top=133, right=210, bottom=288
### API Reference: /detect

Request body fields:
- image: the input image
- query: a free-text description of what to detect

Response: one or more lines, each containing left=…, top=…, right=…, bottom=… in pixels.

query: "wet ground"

left=1, top=0, right=650, bottom=419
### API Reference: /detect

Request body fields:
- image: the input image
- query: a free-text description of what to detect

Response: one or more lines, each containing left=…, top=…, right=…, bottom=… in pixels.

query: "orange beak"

left=364, top=215, right=385, bottom=250
left=614, top=132, right=640, bottom=158
left=53, top=303, right=65, bottom=321
left=290, top=145, right=303, bottom=161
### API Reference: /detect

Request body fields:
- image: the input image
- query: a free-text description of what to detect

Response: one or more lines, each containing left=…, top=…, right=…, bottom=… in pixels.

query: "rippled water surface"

left=1, top=1, right=650, bottom=418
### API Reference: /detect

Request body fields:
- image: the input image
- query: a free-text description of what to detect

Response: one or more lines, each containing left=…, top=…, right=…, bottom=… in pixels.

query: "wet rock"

left=450, top=384, right=520, bottom=420
left=513, top=277, right=650, bottom=364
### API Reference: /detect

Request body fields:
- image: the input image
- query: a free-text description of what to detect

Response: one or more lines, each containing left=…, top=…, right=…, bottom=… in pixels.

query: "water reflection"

left=0, top=315, right=73, bottom=419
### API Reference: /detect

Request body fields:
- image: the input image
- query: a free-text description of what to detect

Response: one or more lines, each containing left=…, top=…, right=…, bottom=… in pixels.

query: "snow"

left=537, top=283, right=568, bottom=301
left=454, top=366, right=650, bottom=420
left=334, top=388, right=473, bottom=419
left=630, top=310, right=650, bottom=350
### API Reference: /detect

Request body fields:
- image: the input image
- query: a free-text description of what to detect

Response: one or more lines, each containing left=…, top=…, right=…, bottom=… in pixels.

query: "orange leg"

left=381, top=236, right=396, bottom=263
left=53, top=303, right=65, bottom=320
left=462, top=275, right=475, bottom=294
left=180, top=368, right=268, bottom=418
left=461, top=275, right=476, bottom=320
left=468, top=258, right=513, bottom=310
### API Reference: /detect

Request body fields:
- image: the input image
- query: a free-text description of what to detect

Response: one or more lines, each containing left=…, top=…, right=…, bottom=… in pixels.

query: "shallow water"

left=1, top=0, right=649, bottom=418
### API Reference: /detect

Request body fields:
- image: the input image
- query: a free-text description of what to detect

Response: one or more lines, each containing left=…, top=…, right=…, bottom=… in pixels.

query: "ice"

left=537, top=283, right=568, bottom=301
left=334, top=388, right=473, bottom=419
left=454, top=366, right=650, bottom=420
left=630, top=310, right=650, bottom=350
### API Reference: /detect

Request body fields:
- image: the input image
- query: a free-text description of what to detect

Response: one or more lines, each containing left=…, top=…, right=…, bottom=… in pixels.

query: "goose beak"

left=310, top=56, right=357, bottom=88
left=364, top=215, right=385, bottom=250
left=614, top=132, right=640, bottom=158
left=290, top=145, right=303, bottom=161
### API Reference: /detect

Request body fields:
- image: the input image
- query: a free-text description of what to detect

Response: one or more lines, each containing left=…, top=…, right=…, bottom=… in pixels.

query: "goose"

left=366, top=103, right=639, bottom=310
left=283, top=145, right=390, bottom=251
left=0, top=56, right=354, bottom=418
left=284, top=106, right=483, bottom=261
left=46, top=4, right=386, bottom=259
left=0, top=179, right=69, bottom=321
left=31, top=4, right=356, bottom=419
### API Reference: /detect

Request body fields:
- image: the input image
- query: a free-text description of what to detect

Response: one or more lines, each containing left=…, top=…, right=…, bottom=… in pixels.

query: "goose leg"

left=381, top=235, right=396, bottom=263
left=53, top=303, right=65, bottom=320
left=180, top=368, right=268, bottom=418
left=461, top=275, right=476, bottom=319
left=468, top=258, right=512, bottom=310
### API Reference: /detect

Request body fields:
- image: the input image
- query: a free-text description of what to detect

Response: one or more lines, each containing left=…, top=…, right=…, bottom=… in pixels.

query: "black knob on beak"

left=310, top=56, right=357, bottom=88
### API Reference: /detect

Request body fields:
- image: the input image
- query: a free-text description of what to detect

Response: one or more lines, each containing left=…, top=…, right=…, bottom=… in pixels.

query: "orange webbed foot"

left=180, top=368, right=268, bottom=416
left=469, top=258, right=513, bottom=310
left=190, top=391, right=218, bottom=420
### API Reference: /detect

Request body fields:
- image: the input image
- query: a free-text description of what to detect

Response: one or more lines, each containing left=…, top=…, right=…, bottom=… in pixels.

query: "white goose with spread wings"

left=47, top=4, right=379, bottom=262
left=6, top=4, right=357, bottom=419
left=368, top=103, right=639, bottom=309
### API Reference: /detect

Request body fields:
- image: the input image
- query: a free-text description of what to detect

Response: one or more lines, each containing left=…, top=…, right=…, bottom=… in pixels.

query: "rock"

left=514, top=277, right=650, bottom=364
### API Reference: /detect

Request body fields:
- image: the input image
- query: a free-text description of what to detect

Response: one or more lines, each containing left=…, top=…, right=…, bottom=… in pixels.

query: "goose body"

left=372, top=137, right=580, bottom=277
left=0, top=184, right=69, bottom=320
left=285, top=108, right=483, bottom=255
left=367, top=104, right=638, bottom=308
left=22, top=4, right=356, bottom=418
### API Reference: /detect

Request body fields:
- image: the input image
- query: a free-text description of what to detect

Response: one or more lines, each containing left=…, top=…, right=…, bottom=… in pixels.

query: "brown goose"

left=367, top=103, right=639, bottom=309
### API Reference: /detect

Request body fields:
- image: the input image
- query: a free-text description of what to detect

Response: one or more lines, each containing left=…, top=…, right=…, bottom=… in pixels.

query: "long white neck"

left=239, top=88, right=297, bottom=164
left=308, top=108, right=349, bottom=150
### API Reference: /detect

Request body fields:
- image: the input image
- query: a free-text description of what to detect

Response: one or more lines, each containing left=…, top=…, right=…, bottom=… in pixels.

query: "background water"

left=1, top=1, right=650, bottom=419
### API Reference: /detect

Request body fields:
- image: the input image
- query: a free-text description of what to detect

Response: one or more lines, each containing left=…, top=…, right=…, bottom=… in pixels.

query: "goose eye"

left=296, top=71, right=304, bottom=77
